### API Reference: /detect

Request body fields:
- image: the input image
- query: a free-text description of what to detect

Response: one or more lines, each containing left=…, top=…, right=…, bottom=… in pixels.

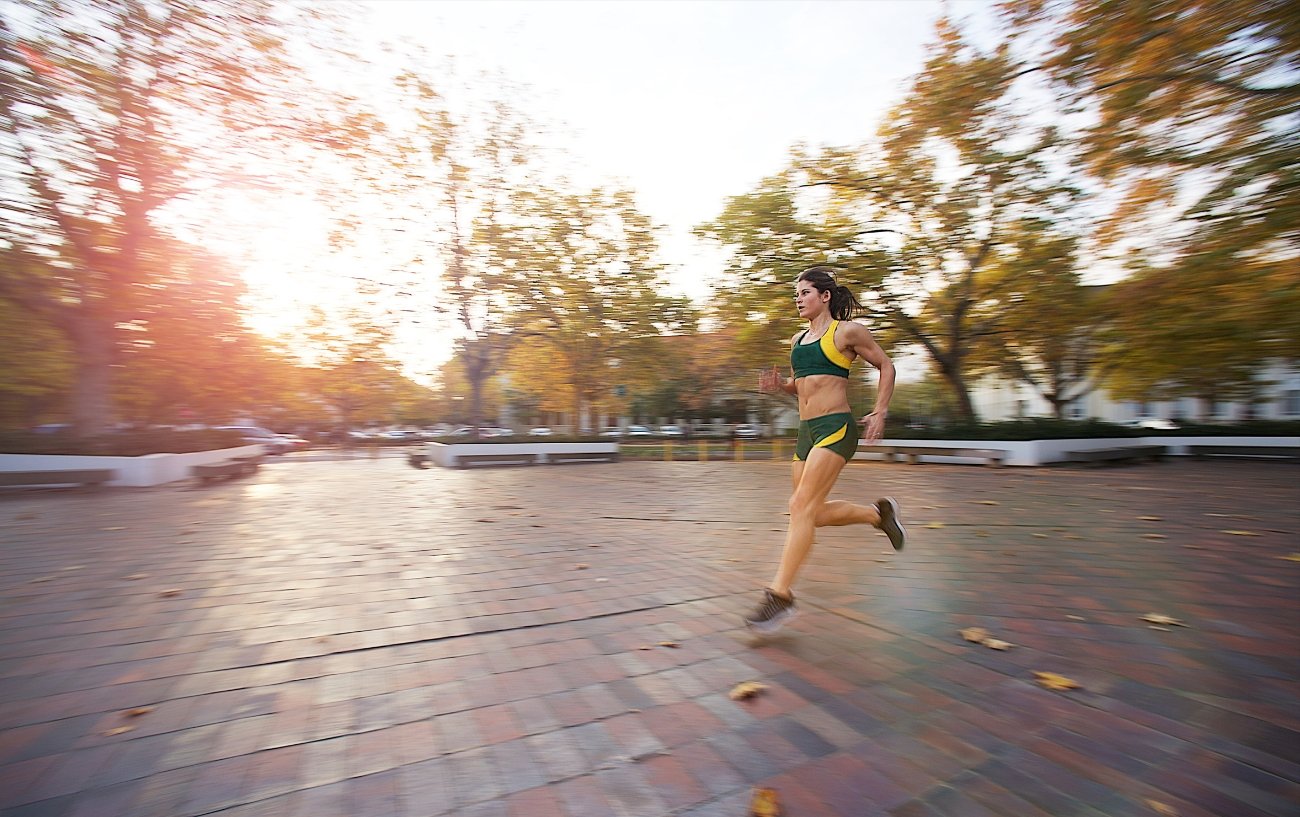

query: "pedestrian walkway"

left=0, top=458, right=1296, bottom=816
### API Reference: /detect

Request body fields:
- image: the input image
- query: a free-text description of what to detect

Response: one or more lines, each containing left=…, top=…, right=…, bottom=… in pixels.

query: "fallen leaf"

left=125, top=707, right=154, bottom=717
left=473, top=518, right=495, bottom=523
left=1066, top=615, right=1087, bottom=621
left=982, top=638, right=1014, bottom=650
left=658, top=641, right=679, bottom=648
left=574, top=564, right=589, bottom=570
left=960, top=627, right=989, bottom=643
left=1280, top=553, right=1300, bottom=562
left=1033, top=533, right=1049, bottom=539
left=1138, top=516, right=1162, bottom=521
left=15, top=513, right=36, bottom=520
left=1140, top=613, right=1185, bottom=627
left=123, top=574, right=148, bottom=580
left=159, top=589, right=181, bottom=598
left=101, top=526, right=126, bottom=531
left=925, top=522, right=945, bottom=529
left=1033, top=671, right=1080, bottom=691
left=1149, top=626, right=1170, bottom=632
left=61, top=565, right=85, bottom=571
left=102, top=726, right=135, bottom=737
left=750, top=787, right=781, bottom=817
left=1145, top=799, right=1178, bottom=816
left=1063, top=534, right=1084, bottom=540
left=977, top=500, right=1000, bottom=506
left=638, top=645, right=653, bottom=650
left=1141, top=534, right=1167, bottom=540
left=595, top=577, right=609, bottom=583
left=729, top=681, right=768, bottom=700
left=1221, top=530, right=1260, bottom=537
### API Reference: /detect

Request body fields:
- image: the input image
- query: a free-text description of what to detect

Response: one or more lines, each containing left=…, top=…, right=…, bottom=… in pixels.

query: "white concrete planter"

left=424, top=441, right=619, bottom=468
left=0, top=444, right=265, bottom=487
left=854, top=436, right=1299, bottom=466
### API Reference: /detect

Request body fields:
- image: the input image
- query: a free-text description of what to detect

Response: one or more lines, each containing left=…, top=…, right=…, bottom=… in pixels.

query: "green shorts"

left=794, top=412, right=859, bottom=462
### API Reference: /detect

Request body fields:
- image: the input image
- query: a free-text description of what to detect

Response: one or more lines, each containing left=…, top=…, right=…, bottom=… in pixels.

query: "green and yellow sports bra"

left=791, top=319, right=853, bottom=378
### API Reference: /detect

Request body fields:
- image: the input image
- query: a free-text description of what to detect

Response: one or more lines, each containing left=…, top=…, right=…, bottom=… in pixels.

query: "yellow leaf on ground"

left=977, top=500, right=1000, bottom=506
left=1280, top=553, right=1300, bottom=562
left=750, top=787, right=781, bottom=817
left=1033, top=671, right=1080, bottom=691
left=729, top=681, right=768, bottom=701
left=1141, top=534, right=1167, bottom=540
left=159, top=589, right=181, bottom=598
left=1146, top=799, right=1179, bottom=816
left=1139, top=516, right=1162, bottom=521
left=960, top=627, right=989, bottom=643
left=982, top=638, right=1014, bottom=650
left=102, top=726, right=134, bottom=737
left=1221, top=530, right=1260, bottom=536
left=925, top=522, right=945, bottom=529
left=126, top=707, right=154, bottom=717
left=574, top=564, right=589, bottom=570
left=657, top=641, right=679, bottom=648
left=1033, top=533, right=1049, bottom=538
left=1141, top=613, right=1186, bottom=627
left=124, top=574, right=148, bottom=580
left=101, top=526, right=126, bottom=531
left=1066, top=615, right=1087, bottom=621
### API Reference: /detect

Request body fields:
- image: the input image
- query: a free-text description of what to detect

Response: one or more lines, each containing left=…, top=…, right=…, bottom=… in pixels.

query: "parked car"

left=1128, top=418, right=1180, bottom=431
left=481, top=427, right=516, bottom=438
left=276, top=433, right=311, bottom=452
left=625, top=425, right=654, bottom=437
left=733, top=423, right=763, bottom=440
left=528, top=427, right=554, bottom=436
left=659, top=424, right=685, bottom=438
left=599, top=426, right=623, bottom=438
left=215, top=426, right=292, bottom=454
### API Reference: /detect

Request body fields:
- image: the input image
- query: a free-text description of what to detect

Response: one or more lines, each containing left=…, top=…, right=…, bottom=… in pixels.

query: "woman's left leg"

left=770, top=447, right=848, bottom=597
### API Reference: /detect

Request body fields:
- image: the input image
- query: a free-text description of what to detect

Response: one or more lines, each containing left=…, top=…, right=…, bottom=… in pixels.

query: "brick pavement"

left=0, top=458, right=1297, bottom=816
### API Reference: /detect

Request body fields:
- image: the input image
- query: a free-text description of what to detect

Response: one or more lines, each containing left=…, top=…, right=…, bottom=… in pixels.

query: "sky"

left=219, top=0, right=1000, bottom=378
left=356, top=0, right=996, bottom=301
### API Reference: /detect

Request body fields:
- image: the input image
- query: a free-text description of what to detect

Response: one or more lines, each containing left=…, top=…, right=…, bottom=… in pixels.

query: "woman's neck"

left=806, top=314, right=833, bottom=336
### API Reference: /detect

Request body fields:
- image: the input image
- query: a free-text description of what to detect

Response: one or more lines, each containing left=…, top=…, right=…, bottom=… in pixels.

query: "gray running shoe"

left=744, top=589, right=798, bottom=634
left=877, top=497, right=906, bottom=551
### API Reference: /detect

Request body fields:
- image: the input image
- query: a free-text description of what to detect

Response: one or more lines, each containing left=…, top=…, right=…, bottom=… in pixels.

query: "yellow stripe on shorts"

left=813, top=424, right=847, bottom=448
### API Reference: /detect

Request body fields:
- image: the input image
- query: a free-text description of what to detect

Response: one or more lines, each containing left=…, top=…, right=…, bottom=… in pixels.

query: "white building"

left=970, top=361, right=1300, bottom=423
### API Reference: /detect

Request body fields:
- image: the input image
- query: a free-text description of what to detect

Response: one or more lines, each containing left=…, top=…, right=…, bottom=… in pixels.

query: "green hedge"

left=0, top=429, right=247, bottom=456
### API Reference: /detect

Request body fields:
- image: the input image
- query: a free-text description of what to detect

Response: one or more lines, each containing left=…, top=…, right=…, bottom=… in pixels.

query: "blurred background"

left=1, top=0, right=1296, bottom=451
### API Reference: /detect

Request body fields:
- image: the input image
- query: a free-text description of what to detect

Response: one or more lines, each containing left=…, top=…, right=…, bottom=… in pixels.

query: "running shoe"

left=744, top=588, right=798, bottom=634
left=877, top=497, right=906, bottom=551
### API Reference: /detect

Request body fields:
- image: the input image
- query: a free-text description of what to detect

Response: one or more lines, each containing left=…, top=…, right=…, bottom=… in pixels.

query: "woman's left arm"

left=844, top=324, right=896, bottom=444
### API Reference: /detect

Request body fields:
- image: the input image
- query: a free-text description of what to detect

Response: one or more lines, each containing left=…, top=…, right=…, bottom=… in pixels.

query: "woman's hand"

left=758, top=366, right=785, bottom=394
left=861, top=410, right=887, bottom=444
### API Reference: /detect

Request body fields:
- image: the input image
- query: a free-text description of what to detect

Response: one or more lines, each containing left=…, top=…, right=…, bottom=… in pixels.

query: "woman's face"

left=793, top=279, right=829, bottom=319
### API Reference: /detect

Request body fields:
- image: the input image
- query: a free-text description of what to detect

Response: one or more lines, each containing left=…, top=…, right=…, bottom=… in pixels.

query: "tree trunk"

left=69, top=316, right=113, bottom=436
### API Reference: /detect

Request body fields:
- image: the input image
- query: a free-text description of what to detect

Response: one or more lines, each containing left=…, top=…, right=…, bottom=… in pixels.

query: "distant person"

left=745, top=266, right=905, bottom=634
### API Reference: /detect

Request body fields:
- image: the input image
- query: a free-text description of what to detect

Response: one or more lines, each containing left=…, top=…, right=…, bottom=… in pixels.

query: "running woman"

left=744, top=266, right=905, bottom=634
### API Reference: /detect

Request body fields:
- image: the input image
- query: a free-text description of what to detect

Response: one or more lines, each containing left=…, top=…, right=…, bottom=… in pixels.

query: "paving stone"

left=0, top=459, right=1296, bottom=816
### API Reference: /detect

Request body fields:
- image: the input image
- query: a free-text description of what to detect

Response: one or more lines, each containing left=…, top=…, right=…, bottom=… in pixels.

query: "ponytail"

left=797, top=266, right=865, bottom=321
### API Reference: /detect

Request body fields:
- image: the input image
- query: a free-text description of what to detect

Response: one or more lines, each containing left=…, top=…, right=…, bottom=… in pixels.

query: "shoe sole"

left=879, top=496, right=906, bottom=551
left=745, top=606, right=798, bottom=635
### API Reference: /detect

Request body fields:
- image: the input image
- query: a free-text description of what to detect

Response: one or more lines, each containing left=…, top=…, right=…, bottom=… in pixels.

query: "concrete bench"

left=546, top=451, right=621, bottom=464
left=1187, top=445, right=1299, bottom=460
left=0, top=469, right=115, bottom=488
left=455, top=453, right=539, bottom=469
left=1066, top=445, right=1165, bottom=466
left=861, top=445, right=1006, bottom=467
left=191, top=456, right=261, bottom=484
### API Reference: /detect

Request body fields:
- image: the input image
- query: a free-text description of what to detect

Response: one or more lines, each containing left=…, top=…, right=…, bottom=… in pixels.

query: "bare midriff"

left=796, top=374, right=852, bottom=420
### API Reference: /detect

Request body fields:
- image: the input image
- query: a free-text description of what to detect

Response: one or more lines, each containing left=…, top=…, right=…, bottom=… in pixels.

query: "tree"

left=497, top=185, right=693, bottom=429
left=0, top=295, right=72, bottom=428
left=699, top=16, right=1085, bottom=422
left=1003, top=0, right=1300, bottom=399
left=0, top=0, right=373, bottom=434
left=1002, top=0, right=1298, bottom=259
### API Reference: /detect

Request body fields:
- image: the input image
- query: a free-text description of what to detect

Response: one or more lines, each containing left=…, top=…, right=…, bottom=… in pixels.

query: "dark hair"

left=797, top=266, right=864, bottom=321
